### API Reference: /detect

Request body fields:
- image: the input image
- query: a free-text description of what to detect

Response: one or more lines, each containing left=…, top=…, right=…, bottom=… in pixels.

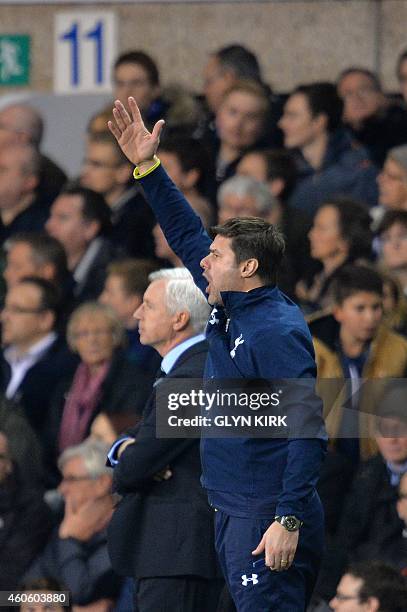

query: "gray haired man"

left=107, top=268, right=222, bottom=612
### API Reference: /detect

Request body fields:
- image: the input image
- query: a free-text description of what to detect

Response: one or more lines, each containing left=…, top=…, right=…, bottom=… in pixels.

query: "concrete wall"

left=0, top=0, right=405, bottom=96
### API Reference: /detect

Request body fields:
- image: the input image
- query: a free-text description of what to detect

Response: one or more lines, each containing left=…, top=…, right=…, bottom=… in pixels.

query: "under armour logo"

left=241, top=574, right=258, bottom=586
left=230, top=334, right=245, bottom=358
left=208, top=307, right=219, bottom=325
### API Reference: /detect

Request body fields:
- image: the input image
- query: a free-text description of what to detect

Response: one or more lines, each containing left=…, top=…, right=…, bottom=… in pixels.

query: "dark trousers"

left=135, top=576, right=223, bottom=612
left=214, top=498, right=324, bottom=612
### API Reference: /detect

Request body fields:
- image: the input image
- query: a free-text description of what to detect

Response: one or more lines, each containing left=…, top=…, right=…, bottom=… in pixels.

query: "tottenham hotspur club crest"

left=241, top=574, right=259, bottom=586
left=230, top=334, right=245, bottom=358
left=208, top=307, right=219, bottom=325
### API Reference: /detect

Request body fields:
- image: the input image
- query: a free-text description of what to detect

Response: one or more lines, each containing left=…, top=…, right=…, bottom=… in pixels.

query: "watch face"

left=284, top=516, right=299, bottom=531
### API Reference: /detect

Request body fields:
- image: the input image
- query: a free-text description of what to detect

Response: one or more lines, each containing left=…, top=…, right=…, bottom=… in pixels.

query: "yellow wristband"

left=133, top=155, right=161, bottom=180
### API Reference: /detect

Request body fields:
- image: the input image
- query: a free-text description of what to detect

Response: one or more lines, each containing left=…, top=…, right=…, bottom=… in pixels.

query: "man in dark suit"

left=107, top=267, right=222, bottom=612
left=0, top=277, right=78, bottom=434
left=46, top=184, right=115, bottom=304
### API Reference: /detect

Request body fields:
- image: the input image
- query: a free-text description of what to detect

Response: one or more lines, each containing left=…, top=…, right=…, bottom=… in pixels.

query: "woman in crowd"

left=377, top=210, right=407, bottom=296
left=296, top=197, right=373, bottom=312
left=44, top=302, right=151, bottom=486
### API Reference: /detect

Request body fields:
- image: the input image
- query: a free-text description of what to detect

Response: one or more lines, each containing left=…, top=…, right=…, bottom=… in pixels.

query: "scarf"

left=58, top=360, right=110, bottom=452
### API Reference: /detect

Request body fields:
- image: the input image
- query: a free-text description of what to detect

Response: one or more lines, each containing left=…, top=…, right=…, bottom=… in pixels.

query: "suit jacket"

left=0, top=336, right=78, bottom=434
left=108, top=339, right=220, bottom=580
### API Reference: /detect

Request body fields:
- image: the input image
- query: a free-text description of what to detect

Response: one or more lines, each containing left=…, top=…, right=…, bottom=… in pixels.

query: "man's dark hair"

left=6, top=232, right=68, bottom=285
left=321, top=197, right=373, bottom=261
left=159, top=135, right=211, bottom=195
left=377, top=210, right=407, bottom=236
left=87, top=130, right=132, bottom=167
left=107, top=258, right=158, bottom=296
left=114, top=50, right=160, bottom=86
left=210, top=217, right=285, bottom=285
left=330, top=265, right=383, bottom=305
left=346, top=562, right=407, bottom=612
left=294, top=82, right=344, bottom=133
left=61, top=183, right=112, bottom=236
left=337, top=66, right=382, bottom=92
left=245, top=149, right=297, bottom=203
left=17, top=276, right=61, bottom=326
left=214, top=44, right=262, bottom=83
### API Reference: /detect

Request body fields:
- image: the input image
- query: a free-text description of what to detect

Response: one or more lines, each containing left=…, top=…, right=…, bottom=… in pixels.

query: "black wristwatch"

left=274, top=515, right=303, bottom=532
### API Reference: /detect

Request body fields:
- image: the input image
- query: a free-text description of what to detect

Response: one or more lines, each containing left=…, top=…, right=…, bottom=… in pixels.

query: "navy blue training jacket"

left=139, top=164, right=327, bottom=520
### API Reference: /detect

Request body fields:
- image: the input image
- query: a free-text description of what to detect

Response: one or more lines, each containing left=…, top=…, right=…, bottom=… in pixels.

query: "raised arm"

left=108, top=98, right=211, bottom=293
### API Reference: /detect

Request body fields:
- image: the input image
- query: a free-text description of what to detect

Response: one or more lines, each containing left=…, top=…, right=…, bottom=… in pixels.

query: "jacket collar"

left=220, top=285, right=277, bottom=315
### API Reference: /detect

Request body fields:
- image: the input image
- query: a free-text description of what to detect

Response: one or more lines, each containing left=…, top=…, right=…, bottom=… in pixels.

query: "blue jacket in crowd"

left=139, top=165, right=327, bottom=521
left=289, top=128, right=379, bottom=214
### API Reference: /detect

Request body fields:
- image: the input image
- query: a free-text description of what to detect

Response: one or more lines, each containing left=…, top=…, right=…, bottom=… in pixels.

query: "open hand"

left=108, top=97, right=165, bottom=167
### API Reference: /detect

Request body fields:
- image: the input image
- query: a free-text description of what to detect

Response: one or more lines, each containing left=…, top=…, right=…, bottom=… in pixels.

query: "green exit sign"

left=0, top=35, right=30, bottom=86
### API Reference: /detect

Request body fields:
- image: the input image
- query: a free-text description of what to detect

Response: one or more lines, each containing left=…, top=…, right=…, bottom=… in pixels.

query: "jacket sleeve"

left=252, top=327, right=327, bottom=519
left=55, top=535, right=120, bottom=605
left=112, top=393, right=195, bottom=494
left=139, top=165, right=212, bottom=293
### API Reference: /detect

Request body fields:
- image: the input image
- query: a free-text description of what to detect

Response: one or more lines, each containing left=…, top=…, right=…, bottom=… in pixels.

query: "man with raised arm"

left=108, top=97, right=327, bottom=612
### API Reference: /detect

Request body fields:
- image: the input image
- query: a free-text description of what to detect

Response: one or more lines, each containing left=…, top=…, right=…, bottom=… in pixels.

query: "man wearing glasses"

left=0, top=277, right=77, bottom=436
left=330, top=562, right=407, bottom=611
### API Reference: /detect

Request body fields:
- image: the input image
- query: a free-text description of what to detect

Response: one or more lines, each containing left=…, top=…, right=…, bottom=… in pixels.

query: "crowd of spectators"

left=1, top=42, right=407, bottom=611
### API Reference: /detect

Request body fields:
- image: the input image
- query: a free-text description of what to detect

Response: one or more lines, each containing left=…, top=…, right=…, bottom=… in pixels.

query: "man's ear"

left=314, top=112, right=328, bottom=133
left=182, top=168, right=200, bottom=190
left=332, top=304, right=343, bottom=323
left=172, top=310, right=190, bottom=332
left=241, top=258, right=259, bottom=278
left=365, top=596, right=380, bottom=612
left=84, top=220, right=101, bottom=242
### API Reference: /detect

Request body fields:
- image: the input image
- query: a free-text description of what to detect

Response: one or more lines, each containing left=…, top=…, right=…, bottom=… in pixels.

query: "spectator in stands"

left=0, top=144, right=47, bottom=244
left=296, top=197, right=373, bottom=311
left=3, top=233, right=74, bottom=326
left=158, top=134, right=214, bottom=220
left=337, top=67, right=407, bottom=167
left=396, top=472, right=407, bottom=573
left=335, top=390, right=407, bottom=569
left=397, top=49, right=407, bottom=106
left=20, top=577, right=71, bottom=612
left=107, top=268, right=222, bottom=612
left=0, top=103, right=67, bottom=208
left=381, top=272, right=407, bottom=337
left=203, top=44, right=263, bottom=115
left=236, top=148, right=312, bottom=285
left=45, top=302, right=150, bottom=485
left=80, top=131, right=155, bottom=258
left=216, top=174, right=298, bottom=295
left=113, top=50, right=200, bottom=133
left=377, top=210, right=407, bottom=295
left=152, top=223, right=183, bottom=267
left=330, top=562, right=407, bottom=612
left=0, top=430, right=53, bottom=591
left=310, top=266, right=407, bottom=463
left=0, top=395, right=45, bottom=486
left=46, top=184, right=114, bottom=303
left=99, top=258, right=160, bottom=373
left=279, top=82, right=379, bottom=213
left=0, top=278, right=77, bottom=435
left=4, top=233, right=68, bottom=290
left=25, top=439, right=122, bottom=608
left=212, top=81, right=271, bottom=191
left=376, top=145, right=407, bottom=218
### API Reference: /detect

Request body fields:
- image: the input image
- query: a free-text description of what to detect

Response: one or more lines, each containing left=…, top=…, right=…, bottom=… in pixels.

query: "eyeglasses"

left=73, top=328, right=112, bottom=340
left=340, top=86, right=377, bottom=99
left=333, top=593, right=360, bottom=601
left=380, top=233, right=407, bottom=245
left=82, top=158, right=121, bottom=170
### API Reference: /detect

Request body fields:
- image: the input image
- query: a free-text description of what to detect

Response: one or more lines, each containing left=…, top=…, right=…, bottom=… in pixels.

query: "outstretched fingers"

left=128, top=96, right=144, bottom=126
left=108, top=120, right=121, bottom=142
left=151, top=119, right=165, bottom=143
